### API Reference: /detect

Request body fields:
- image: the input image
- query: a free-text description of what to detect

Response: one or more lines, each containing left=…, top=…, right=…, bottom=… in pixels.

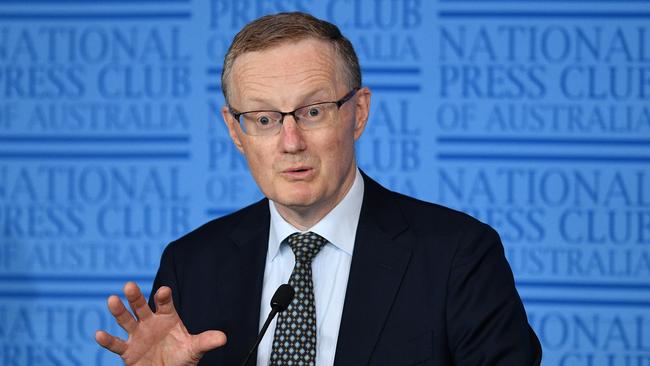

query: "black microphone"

left=240, top=284, right=295, bottom=366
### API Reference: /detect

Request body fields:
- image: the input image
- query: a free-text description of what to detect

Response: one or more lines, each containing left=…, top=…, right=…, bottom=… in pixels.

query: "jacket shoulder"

left=397, top=191, right=486, bottom=230
left=364, top=176, right=490, bottom=236
left=166, top=198, right=268, bottom=253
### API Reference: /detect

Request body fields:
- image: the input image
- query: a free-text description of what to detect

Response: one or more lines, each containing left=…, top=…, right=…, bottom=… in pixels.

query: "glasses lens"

left=241, top=111, right=282, bottom=135
left=295, top=103, right=336, bottom=130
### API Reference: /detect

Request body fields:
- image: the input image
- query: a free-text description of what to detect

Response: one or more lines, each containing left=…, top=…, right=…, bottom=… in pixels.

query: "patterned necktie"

left=269, top=231, right=327, bottom=366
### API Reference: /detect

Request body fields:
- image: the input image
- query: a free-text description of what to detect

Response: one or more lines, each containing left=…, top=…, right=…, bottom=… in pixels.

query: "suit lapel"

left=334, top=175, right=413, bottom=365
left=217, top=199, right=270, bottom=365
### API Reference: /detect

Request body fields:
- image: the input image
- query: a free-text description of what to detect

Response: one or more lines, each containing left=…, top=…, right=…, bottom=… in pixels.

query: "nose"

left=279, top=115, right=306, bottom=153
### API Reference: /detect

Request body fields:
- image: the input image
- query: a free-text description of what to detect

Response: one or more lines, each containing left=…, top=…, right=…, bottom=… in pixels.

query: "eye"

left=258, top=115, right=271, bottom=125
left=295, top=103, right=330, bottom=123
left=307, top=107, right=321, bottom=118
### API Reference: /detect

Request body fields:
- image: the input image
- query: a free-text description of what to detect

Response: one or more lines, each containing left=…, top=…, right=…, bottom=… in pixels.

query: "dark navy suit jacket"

left=149, top=173, right=542, bottom=365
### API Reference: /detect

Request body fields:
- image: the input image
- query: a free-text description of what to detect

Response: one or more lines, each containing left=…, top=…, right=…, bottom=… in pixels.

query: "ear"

left=352, top=87, right=371, bottom=141
left=221, top=105, right=245, bottom=154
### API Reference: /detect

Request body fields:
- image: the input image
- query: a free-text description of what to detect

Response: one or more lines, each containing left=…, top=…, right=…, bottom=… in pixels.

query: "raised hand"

left=95, top=282, right=227, bottom=366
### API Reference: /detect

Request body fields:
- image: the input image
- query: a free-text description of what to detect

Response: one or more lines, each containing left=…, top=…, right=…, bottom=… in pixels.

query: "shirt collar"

left=268, top=168, right=364, bottom=259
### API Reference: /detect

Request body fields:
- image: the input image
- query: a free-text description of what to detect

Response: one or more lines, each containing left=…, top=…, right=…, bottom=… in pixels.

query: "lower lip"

left=282, top=168, right=314, bottom=180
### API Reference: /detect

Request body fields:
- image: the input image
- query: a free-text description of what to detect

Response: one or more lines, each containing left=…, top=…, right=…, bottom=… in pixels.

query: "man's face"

left=221, top=38, right=370, bottom=225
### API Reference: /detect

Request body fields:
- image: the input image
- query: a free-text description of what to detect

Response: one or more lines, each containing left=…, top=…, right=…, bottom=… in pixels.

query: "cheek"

left=242, top=148, right=279, bottom=198
left=320, top=131, right=354, bottom=172
left=242, top=144, right=274, bottom=178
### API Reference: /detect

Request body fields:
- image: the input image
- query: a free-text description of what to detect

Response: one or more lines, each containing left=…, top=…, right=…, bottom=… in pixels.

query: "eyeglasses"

left=228, top=88, right=359, bottom=136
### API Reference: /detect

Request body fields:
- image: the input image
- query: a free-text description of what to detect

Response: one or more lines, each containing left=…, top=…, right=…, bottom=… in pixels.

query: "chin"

left=273, top=186, right=323, bottom=208
left=276, top=193, right=316, bottom=208
left=275, top=182, right=315, bottom=201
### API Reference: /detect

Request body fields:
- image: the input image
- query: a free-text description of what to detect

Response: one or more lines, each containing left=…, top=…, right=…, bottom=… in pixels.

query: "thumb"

left=193, top=330, right=227, bottom=354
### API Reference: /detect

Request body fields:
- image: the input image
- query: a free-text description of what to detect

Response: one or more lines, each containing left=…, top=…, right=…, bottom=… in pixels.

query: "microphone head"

left=270, top=284, right=294, bottom=312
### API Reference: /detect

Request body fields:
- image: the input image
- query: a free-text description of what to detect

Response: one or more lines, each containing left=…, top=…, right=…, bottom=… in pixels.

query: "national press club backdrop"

left=0, top=0, right=649, bottom=365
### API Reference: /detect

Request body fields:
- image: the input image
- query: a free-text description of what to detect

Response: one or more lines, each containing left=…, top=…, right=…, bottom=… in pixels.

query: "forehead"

left=229, top=38, right=345, bottom=106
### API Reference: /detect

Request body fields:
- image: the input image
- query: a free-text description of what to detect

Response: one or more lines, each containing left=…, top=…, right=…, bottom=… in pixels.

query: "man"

left=95, top=12, right=542, bottom=366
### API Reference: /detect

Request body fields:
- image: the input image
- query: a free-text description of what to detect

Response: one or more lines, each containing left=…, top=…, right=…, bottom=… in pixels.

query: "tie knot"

left=286, top=231, right=327, bottom=264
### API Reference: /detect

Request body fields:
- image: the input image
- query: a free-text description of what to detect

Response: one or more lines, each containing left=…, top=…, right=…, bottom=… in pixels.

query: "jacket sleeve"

left=446, top=223, right=542, bottom=365
left=147, top=241, right=181, bottom=312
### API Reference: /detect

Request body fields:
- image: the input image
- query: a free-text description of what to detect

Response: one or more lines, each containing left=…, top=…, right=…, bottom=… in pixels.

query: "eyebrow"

left=244, top=88, right=332, bottom=111
left=300, top=89, right=330, bottom=104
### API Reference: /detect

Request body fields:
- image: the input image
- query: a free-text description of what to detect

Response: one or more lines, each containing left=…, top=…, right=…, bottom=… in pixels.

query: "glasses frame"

left=228, top=88, right=360, bottom=136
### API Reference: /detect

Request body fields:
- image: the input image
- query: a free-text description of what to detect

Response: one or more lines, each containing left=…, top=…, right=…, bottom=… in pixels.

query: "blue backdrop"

left=1, top=0, right=649, bottom=365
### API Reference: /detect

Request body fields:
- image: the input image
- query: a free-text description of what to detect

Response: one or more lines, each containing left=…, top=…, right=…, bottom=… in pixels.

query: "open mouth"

left=283, top=167, right=313, bottom=178
left=289, top=168, right=310, bottom=173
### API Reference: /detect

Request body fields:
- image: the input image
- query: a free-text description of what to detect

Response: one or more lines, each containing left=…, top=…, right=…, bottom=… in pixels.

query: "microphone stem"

left=240, top=309, right=279, bottom=366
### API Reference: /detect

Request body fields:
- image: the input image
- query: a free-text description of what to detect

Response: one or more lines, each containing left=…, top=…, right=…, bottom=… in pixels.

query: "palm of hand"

left=121, top=312, right=199, bottom=366
left=96, top=283, right=226, bottom=366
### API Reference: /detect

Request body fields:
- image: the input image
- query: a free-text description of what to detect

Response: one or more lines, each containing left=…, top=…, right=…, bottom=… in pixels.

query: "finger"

left=107, top=295, right=138, bottom=334
left=154, top=286, right=176, bottom=315
left=124, top=282, right=153, bottom=321
left=192, top=330, right=227, bottom=355
left=95, top=330, right=128, bottom=355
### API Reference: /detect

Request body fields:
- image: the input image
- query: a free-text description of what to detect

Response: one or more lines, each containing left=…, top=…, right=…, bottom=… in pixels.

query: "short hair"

left=221, top=12, right=361, bottom=102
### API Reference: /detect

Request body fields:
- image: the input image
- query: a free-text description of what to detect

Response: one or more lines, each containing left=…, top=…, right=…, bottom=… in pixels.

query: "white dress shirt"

left=256, top=169, right=364, bottom=366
